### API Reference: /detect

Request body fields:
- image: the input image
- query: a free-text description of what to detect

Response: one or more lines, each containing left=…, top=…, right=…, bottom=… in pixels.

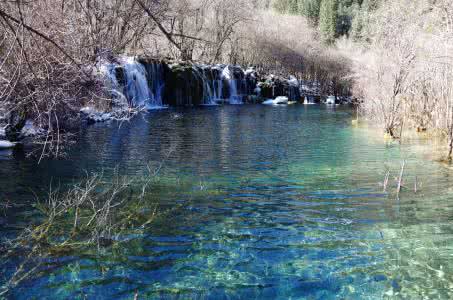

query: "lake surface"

left=1, top=105, right=453, bottom=299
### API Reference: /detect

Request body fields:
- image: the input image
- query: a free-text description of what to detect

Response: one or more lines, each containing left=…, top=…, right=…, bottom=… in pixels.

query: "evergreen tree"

left=270, top=0, right=378, bottom=40
left=272, top=0, right=290, bottom=13
left=288, top=0, right=299, bottom=14
left=299, top=0, right=322, bottom=23
left=319, top=0, right=338, bottom=43
left=350, top=0, right=379, bottom=41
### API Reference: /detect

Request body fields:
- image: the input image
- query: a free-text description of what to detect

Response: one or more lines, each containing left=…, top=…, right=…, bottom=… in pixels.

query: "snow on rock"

left=0, top=140, right=16, bottom=149
left=80, top=107, right=97, bottom=115
left=288, top=76, right=299, bottom=87
left=326, top=96, right=336, bottom=105
left=245, top=67, right=257, bottom=78
left=274, top=96, right=289, bottom=104
left=263, top=96, right=289, bottom=105
left=80, top=107, right=112, bottom=123
left=21, top=120, right=44, bottom=137
left=0, top=126, right=5, bottom=138
left=221, top=66, right=233, bottom=80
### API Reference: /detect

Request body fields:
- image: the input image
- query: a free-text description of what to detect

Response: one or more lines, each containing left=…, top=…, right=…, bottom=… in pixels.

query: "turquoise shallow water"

left=1, top=105, right=453, bottom=299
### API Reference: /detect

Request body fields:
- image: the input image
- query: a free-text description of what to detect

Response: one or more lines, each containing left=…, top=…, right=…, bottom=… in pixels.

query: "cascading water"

left=123, top=58, right=153, bottom=107
left=221, top=66, right=244, bottom=105
left=104, top=57, right=166, bottom=109
left=193, top=66, right=217, bottom=106
left=287, top=75, right=300, bottom=101
left=208, top=65, right=224, bottom=103
left=143, top=62, right=166, bottom=108
left=103, top=64, right=128, bottom=107
left=212, top=79, right=223, bottom=102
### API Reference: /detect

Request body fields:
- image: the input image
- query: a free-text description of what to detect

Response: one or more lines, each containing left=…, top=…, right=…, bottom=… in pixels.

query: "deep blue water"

left=1, top=105, right=453, bottom=299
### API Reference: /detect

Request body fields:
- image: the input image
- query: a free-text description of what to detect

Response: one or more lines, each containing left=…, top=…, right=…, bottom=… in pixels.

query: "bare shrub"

left=343, top=0, right=453, bottom=151
left=0, top=0, right=166, bottom=157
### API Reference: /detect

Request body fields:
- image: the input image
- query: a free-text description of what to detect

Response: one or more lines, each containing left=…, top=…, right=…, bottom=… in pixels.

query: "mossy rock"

left=164, top=64, right=205, bottom=106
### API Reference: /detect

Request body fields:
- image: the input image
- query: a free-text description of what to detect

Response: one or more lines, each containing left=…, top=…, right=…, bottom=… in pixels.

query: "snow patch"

left=80, top=107, right=112, bottom=123
left=0, top=140, right=16, bottom=149
left=326, top=96, right=336, bottom=105
left=263, top=96, right=289, bottom=106
left=21, top=120, right=44, bottom=137
left=288, top=76, right=299, bottom=87
left=245, top=67, right=256, bottom=78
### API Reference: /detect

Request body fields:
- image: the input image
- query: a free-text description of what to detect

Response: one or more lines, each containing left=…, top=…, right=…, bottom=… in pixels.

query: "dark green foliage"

left=319, top=0, right=338, bottom=43
left=271, top=0, right=380, bottom=41
left=300, top=0, right=322, bottom=22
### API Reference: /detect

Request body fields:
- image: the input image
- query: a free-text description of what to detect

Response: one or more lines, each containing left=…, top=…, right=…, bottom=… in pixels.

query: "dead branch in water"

left=381, top=161, right=420, bottom=199
left=396, top=161, right=406, bottom=199
left=383, top=170, right=390, bottom=192
left=0, top=170, right=161, bottom=297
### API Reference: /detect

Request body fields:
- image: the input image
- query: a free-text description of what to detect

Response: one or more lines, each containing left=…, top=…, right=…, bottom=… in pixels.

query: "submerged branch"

left=0, top=170, right=161, bottom=296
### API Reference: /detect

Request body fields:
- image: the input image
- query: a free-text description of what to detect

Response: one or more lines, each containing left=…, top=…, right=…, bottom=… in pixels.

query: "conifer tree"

left=319, top=0, right=338, bottom=43
left=300, top=0, right=322, bottom=23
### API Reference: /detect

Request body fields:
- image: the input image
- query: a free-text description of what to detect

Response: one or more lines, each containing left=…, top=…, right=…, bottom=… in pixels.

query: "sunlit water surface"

left=1, top=105, right=453, bottom=299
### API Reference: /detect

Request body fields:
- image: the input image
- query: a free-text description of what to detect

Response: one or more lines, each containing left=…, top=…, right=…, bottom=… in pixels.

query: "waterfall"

left=103, top=58, right=254, bottom=107
left=212, top=79, right=223, bottom=102
left=304, top=96, right=316, bottom=104
left=143, top=62, right=165, bottom=108
left=123, top=58, right=153, bottom=107
left=222, top=66, right=244, bottom=105
left=209, top=65, right=224, bottom=103
left=104, top=64, right=128, bottom=107
left=104, top=57, right=166, bottom=109
left=193, top=66, right=217, bottom=105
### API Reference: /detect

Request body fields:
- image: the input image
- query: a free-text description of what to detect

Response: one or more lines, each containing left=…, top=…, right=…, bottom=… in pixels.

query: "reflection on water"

left=1, top=105, right=453, bottom=299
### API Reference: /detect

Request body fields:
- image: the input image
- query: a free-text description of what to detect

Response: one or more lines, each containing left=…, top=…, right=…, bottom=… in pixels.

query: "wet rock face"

left=257, top=75, right=300, bottom=101
left=245, top=68, right=258, bottom=97
left=209, top=66, right=223, bottom=81
left=5, top=109, right=27, bottom=141
left=164, top=64, right=205, bottom=106
left=231, top=66, right=245, bottom=80
left=115, top=66, right=126, bottom=88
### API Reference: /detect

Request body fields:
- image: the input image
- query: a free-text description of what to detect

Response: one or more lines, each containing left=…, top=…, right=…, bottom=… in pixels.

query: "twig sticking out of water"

left=383, top=170, right=390, bottom=192
left=381, top=162, right=420, bottom=198
left=396, top=161, right=406, bottom=199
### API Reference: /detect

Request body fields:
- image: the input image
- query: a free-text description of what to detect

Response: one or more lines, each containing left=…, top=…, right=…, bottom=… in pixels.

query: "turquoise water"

left=1, top=105, right=453, bottom=299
